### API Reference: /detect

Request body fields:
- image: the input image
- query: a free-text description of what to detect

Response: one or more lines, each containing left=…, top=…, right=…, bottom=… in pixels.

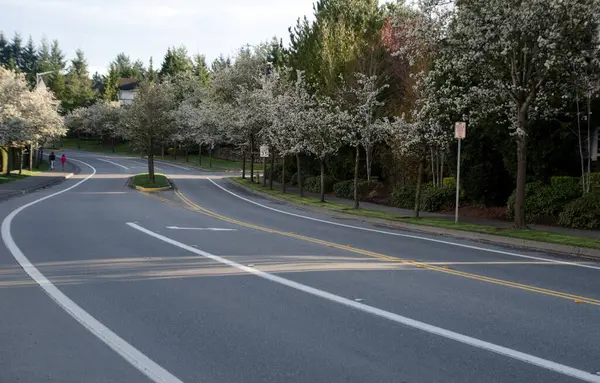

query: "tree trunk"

left=320, top=159, right=326, bottom=203
left=366, top=145, right=373, bottom=182
left=262, top=157, right=267, bottom=186
left=431, top=148, right=436, bottom=187
left=1, top=147, right=8, bottom=174
left=586, top=91, right=592, bottom=194
left=577, top=97, right=586, bottom=193
left=414, top=160, right=424, bottom=218
left=296, top=153, right=304, bottom=197
left=242, top=151, right=246, bottom=179
left=353, top=146, right=360, bottom=209
left=112, top=137, right=116, bottom=153
left=28, top=144, right=33, bottom=171
left=250, top=137, right=255, bottom=183
left=18, top=148, right=23, bottom=175
left=6, top=148, right=12, bottom=176
left=173, top=145, right=177, bottom=161
left=282, top=156, right=286, bottom=193
left=37, top=148, right=43, bottom=170
left=148, top=154, right=155, bottom=184
left=161, top=145, right=164, bottom=160
left=185, top=145, right=189, bottom=163
left=440, top=152, right=444, bottom=186
left=514, top=134, right=528, bottom=229
left=198, top=144, right=202, bottom=165
left=269, top=153, right=274, bottom=190
left=209, top=146, right=213, bottom=168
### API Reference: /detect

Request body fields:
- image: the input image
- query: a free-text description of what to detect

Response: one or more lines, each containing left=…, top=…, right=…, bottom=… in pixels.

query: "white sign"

left=260, top=145, right=270, bottom=158
left=455, top=122, right=466, bottom=139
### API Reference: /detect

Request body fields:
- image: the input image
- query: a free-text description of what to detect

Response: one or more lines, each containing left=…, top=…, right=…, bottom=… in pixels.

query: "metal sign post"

left=260, top=145, right=270, bottom=185
left=454, top=122, right=466, bottom=223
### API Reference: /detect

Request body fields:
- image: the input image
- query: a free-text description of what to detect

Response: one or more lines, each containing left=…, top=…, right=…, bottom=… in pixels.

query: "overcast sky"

left=1, top=0, right=394, bottom=76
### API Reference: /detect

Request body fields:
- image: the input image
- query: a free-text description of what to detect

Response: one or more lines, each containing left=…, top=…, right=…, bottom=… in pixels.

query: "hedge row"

left=391, top=183, right=457, bottom=212
left=333, top=179, right=384, bottom=201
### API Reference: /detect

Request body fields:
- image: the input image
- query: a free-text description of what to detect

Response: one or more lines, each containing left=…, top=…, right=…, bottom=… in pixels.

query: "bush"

left=421, top=185, right=456, bottom=212
left=391, top=184, right=416, bottom=209
left=269, top=164, right=292, bottom=183
left=333, top=180, right=354, bottom=199
left=290, top=172, right=309, bottom=186
left=590, top=173, right=600, bottom=192
left=334, top=179, right=384, bottom=200
left=304, top=176, right=336, bottom=193
left=558, top=192, right=600, bottom=229
left=442, top=177, right=456, bottom=187
left=507, top=179, right=582, bottom=223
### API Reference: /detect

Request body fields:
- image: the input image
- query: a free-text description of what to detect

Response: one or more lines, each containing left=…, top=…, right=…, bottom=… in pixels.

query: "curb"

left=134, top=185, right=172, bottom=192
left=226, top=179, right=600, bottom=260
left=0, top=162, right=80, bottom=203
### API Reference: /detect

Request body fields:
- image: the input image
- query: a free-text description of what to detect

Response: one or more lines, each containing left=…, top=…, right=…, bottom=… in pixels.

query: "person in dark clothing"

left=49, top=152, right=56, bottom=170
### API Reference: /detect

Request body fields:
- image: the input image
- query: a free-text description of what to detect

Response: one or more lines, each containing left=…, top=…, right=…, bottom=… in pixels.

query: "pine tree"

left=146, top=56, right=158, bottom=82
left=62, top=49, right=96, bottom=112
left=193, top=54, right=210, bottom=86
left=0, top=32, right=9, bottom=67
left=159, top=46, right=193, bottom=78
left=10, top=33, right=24, bottom=71
left=22, top=36, right=38, bottom=86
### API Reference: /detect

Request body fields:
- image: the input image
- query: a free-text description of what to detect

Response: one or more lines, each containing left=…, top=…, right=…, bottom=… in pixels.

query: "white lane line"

left=127, top=222, right=600, bottom=383
left=155, top=161, right=191, bottom=171
left=96, top=158, right=129, bottom=170
left=207, top=179, right=600, bottom=271
left=166, top=226, right=237, bottom=231
left=1, top=159, right=183, bottom=383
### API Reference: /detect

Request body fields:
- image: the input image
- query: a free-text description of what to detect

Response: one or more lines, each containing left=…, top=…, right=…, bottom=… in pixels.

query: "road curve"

left=1, top=150, right=599, bottom=383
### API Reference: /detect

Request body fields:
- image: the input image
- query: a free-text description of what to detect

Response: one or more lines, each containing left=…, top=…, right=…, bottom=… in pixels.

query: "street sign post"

left=260, top=145, right=269, bottom=158
left=454, top=122, right=466, bottom=223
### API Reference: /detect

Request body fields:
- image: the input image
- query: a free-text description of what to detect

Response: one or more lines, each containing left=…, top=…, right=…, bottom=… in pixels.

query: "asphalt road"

left=1, top=150, right=599, bottom=383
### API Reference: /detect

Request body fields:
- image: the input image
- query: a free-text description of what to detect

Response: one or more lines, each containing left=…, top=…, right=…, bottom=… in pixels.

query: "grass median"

left=131, top=173, right=170, bottom=189
left=231, top=177, right=600, bottom=250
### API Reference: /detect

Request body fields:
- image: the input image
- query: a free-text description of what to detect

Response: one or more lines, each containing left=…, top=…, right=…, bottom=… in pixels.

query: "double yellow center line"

left=144, top=189, right=600, bottom=306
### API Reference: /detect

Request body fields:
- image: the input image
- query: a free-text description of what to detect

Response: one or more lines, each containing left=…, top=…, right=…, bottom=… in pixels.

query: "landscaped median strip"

left=129, top=173, right=172, bottom=192
left=229, top=178, right=600, bottom=256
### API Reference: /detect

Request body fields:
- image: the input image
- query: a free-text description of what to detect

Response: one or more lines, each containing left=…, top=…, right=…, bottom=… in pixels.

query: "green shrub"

left=507, top=180, right=582, bottom=223
left=442, top=177, right=456, bottom=187
left=290, top=172, right=309, bottom=186
left=304, top=176, right=335, bottom=193
left=333, top=180, right=354, bottom=199
left=357, top=180, right=384, bottom=201
left=421, top=185, right=456, bottom=212
left=270, top=164, right=292, bottom=183
left=391, top=184, right=416, bottom=209
left=558, top=192, right=600, bottom=229
left=590, top=173, right=600, bottom=192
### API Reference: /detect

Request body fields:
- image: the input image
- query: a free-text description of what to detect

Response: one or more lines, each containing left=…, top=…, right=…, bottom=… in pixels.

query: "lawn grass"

left=0, top=161, right=50, bottom=184
left=57, top=138, right=135, bottom=155
left=232, top=177, right=600, bottom=250
left=159, top=154, right=265, bottom=171
left=130, top=173, right=170, bottom=189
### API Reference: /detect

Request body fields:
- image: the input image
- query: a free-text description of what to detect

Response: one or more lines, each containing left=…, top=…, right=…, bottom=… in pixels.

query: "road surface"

left=1, top=150, right=599, bottom=383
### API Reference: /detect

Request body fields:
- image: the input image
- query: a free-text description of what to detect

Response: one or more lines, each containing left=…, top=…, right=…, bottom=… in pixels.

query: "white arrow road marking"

left=166, top=226, right=237, bottom=231
left=96, top=158, right=129, bottom=170
left=1, top=159, right=183, bottom=383
left=128, top=221, right=600, bottom=383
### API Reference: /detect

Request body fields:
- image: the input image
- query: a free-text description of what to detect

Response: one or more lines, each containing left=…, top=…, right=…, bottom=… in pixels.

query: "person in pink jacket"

left=61, top=154, right=67, bottom=171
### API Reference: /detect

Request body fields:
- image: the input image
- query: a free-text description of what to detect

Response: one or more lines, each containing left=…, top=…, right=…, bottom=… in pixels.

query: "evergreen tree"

left=211, top=55, right=231, bottom=72
left=22, top=36, right=38, bottom=86
left=193, top=54, right=210, bottom=86
left=145, top=56, right=158, bottom=82
left=10, top=33, right=24, bottom=71
left=159, top=46, right=193, bottom=78
left=0, top=32, right=9, bottom=67
left=61, top=49, right=96, bottom=112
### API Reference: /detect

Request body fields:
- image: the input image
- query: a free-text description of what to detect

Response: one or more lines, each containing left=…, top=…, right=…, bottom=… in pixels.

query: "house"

left=118, top=78, right=139, bottom=106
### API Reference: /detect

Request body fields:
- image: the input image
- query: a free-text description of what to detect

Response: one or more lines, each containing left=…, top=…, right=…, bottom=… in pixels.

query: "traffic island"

left=130, top=173, right=172, bottom=192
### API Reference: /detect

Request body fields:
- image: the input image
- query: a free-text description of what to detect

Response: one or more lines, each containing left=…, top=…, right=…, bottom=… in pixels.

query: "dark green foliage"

left=507, top=179, right=582, bottom=223
left=420, top=185, right=456, bottom=212
left=334, top=179, right=383, bottom=200
left=558, top=192, right=600, bottom=229
left=391, top=184, right=416, bottom=209
left=305, top=176, right=335, bottom=193
left=160, top=46, right=193, bottom=78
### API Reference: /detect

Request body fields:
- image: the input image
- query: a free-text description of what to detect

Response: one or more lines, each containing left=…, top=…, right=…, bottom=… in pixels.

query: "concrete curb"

left=134, top=185, right=172, bottom=192
left=227, top=179, right=600, bottom=260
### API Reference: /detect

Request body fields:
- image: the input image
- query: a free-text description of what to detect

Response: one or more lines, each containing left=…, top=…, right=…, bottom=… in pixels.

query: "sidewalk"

left=266, top=181, right=600, bottom=240
left=0, top=162, right=78, bottom=202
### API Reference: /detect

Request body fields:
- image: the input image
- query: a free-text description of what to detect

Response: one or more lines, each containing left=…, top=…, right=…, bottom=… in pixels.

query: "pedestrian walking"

left=49, top=152, right=56, bottom=170
left=61, top=154, right=67, bottom=171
